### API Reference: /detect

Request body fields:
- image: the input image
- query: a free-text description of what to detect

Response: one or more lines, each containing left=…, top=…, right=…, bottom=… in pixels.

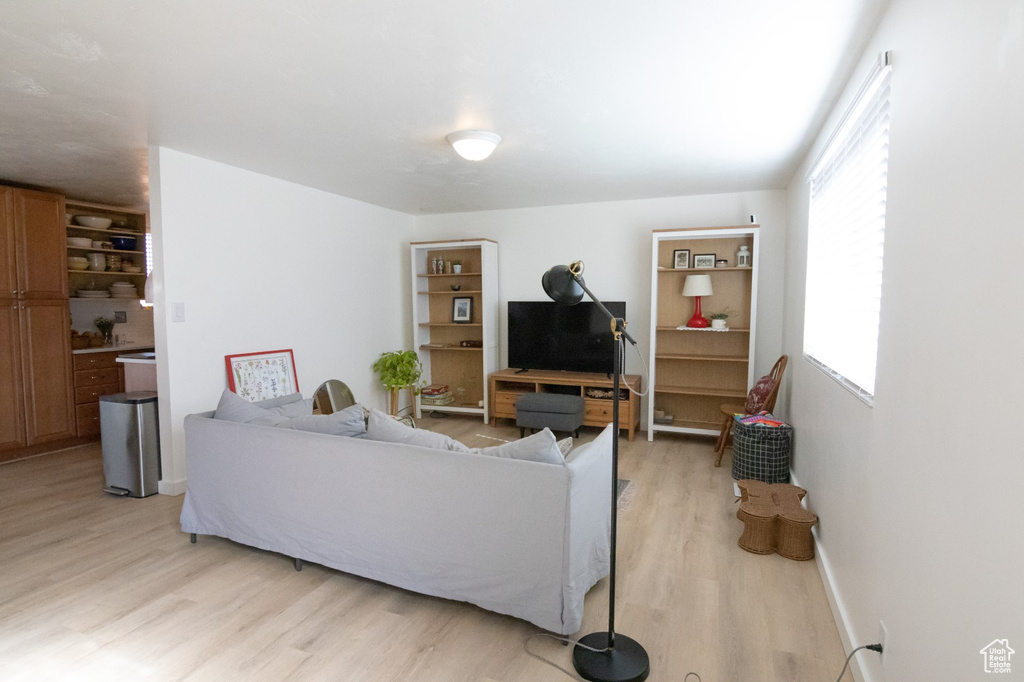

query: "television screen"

left=507, top=301, right=626, bottom=374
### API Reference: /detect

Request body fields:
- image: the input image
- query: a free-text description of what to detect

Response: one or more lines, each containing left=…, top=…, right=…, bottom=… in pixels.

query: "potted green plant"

left=371, top=350, right=424, bottom=415
left=707, top=309, right=732, bottom=330
left=94, top=317, right=115, bottom=346
left=451, top=260, right=462, bottom=274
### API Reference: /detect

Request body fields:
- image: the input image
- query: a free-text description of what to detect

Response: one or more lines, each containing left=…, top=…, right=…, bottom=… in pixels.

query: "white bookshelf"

left=648, top=226, right=760, bottom=439
left=410, top=239, right=499, bottom=421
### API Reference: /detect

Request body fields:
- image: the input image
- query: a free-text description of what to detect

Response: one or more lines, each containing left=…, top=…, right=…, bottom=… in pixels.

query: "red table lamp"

left=682, top=274, right=713, bottom=328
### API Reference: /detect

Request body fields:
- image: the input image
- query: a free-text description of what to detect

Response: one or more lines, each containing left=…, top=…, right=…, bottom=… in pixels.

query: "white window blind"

left=145, top=233, right=153, bottom=275
left=804, top=53, right=891, bottom=403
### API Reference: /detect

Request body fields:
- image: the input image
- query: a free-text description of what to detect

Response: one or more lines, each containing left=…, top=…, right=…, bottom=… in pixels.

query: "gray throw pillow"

left=364, top=409, right=471, bottom=452
left=252, top=392, right=304, bottom=409
left=281, top=404, right=366, bottom=438
left=475, top=428, right=564, bottom=466
left=275, top=398, right=314, bottom=418
left=213, top=389, right=292, bottom=426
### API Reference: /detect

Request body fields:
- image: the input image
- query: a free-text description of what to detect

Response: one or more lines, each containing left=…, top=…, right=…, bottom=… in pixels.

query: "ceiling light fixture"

left=447, top=130, right=501, bottom=161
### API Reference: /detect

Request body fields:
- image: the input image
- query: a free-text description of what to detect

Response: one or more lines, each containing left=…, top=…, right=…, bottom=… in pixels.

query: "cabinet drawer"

left=74, top=367, right=119, bottom=387
left=76, top=403, right=101, bottom=439
left=75, top=382, right=120, bottom=405
left=494, top=392, right=524, bottom=416
left=584, top=400, right=624, bottom=422
left=73, top=352, right=119, bottom=371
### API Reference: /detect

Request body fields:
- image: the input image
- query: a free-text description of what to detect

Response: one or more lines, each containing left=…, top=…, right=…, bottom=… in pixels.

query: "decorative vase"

left=711, top=319, right=727, bottom=330
left=453, top=264, right=462, bottom=274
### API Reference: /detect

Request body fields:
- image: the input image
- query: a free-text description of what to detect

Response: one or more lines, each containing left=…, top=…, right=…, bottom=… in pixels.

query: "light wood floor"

left=0, top=416, right=847, bottom=681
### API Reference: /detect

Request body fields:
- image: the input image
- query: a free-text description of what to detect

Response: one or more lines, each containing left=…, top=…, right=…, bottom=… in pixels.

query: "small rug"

left=617, top=478, right=635, bottom=511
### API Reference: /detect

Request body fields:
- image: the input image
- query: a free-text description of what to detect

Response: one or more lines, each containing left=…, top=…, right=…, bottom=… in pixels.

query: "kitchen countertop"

left=116, top=352, right=156, bottom=364
left=72, top=343, right=155, bottom=355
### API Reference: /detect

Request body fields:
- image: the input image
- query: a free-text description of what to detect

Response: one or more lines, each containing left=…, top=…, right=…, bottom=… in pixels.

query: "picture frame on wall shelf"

left=672, top=249, right=691, bottom=269
left=452, top=296, right=473, bottom=323
left=693, top=253, right=717, bottom=269
left=225, top=349, right=299, bottom=402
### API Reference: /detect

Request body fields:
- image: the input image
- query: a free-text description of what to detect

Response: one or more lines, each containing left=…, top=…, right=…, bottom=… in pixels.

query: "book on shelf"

left=420, top=393, right=455, bottom=406
left=421, top=384, right=449, bottom=396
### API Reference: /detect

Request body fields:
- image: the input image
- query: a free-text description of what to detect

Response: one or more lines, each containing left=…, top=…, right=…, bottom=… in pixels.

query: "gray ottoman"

left=516, top=393, right=585, bottom=438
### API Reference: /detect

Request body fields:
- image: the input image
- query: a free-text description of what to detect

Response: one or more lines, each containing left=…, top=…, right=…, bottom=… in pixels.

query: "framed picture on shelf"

left=452, top=296, right=473, bottom=323
left=672, top=249, right=690, bottom=269
left=224, top=349, right=299, bottom=402
left=693, top=253, right=716, bottom=269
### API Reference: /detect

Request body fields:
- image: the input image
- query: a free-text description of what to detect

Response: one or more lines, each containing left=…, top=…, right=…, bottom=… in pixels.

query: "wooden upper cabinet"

left=0, top=187, right=16, bottom=299
left=14, top=189, right=67, bottom=300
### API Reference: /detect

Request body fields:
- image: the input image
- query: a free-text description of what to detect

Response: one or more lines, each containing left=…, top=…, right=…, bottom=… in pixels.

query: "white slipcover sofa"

left=179, top=408, right=613, bottom=634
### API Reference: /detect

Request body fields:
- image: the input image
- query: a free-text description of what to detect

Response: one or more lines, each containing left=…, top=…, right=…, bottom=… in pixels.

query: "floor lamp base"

left=572, top=632, right=650, bottom=682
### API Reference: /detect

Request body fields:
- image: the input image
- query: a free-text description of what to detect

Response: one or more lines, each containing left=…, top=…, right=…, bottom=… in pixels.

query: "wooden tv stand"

left=489, top=369, right=642, bottom=441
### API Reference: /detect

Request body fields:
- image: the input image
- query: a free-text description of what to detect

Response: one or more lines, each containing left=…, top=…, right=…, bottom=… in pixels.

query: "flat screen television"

left=507, top=301, right=626, bottom=374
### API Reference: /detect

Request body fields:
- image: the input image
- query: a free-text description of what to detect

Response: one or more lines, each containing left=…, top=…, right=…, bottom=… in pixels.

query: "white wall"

left=783, top=1, right=1024, bottom=680
left=148, top=147, right=415, bottom=493
left=417, top=190, right=789, bottom=417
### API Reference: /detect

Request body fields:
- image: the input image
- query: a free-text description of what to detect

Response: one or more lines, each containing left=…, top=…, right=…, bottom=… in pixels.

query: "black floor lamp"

left=542, top=261, right=650, bottom=682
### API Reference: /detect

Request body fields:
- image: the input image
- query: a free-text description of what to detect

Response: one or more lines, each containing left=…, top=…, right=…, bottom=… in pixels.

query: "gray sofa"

left=179, top=410, right=613, bottom=634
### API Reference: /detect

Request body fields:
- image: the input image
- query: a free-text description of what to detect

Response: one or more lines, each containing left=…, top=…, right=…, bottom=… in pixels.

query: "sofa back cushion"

left=364, top=409, right=471, bottom=451
left=474, top=428, right=564, bottom=466
left=213, top=389, right=299, bottom=426
left=281, top=404, right=366, bottom=438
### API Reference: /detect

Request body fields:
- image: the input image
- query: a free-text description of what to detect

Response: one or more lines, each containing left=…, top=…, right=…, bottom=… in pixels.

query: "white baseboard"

left=791, top=471, right=869, bottom=682
left=158, top=478, right=186, bottom=496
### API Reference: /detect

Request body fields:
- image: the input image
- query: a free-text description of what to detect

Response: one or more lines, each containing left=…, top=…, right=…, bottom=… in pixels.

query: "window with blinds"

left=804, top=52, right=891, bottom=404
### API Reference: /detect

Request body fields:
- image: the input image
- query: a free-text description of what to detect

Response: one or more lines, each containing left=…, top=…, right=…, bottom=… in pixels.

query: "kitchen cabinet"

left=72, top=351, right=126, bottom=439
left=64, top=199, right=148, bottom=299
left=0, top=186, right=76, bottom=459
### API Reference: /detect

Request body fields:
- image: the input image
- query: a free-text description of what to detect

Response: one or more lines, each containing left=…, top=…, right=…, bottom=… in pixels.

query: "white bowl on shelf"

left=68, top=257, right=89, bottom=270
left=121, top=265, right=142, bottom=273
left=67, top=237, right=93, bottom=248
left=74, top=215, right=112, bottom=229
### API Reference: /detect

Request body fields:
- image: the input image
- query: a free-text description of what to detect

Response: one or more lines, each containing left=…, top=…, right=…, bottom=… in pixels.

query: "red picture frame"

left=224, top=349, right=299, bottom=402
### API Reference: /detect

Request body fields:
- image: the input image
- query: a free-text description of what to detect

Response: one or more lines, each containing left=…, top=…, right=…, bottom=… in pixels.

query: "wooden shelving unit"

left=647, top=225, right=759, bottom=439
left=410, top=239, right=498, bottom=421
left=65, top=199, right=148, bottom=298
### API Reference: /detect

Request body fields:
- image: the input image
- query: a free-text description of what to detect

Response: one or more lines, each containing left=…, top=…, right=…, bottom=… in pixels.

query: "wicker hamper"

left=731, top=418, right=793, bottom=483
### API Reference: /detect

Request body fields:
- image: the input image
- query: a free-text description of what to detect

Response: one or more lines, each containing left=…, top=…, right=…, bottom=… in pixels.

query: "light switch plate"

left=172, top=302, right=185, bottom=323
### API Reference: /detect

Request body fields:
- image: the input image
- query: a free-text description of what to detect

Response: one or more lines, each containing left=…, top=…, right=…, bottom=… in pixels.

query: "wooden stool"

left=736, top=480, right=818, bottom=561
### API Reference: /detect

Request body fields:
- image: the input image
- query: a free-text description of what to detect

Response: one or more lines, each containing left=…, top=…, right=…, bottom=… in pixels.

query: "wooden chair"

left=713, top=355, right=788, bottom=467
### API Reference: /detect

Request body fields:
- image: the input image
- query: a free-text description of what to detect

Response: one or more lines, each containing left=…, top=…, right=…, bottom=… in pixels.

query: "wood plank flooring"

left=0, top=416, right=847, bottom=681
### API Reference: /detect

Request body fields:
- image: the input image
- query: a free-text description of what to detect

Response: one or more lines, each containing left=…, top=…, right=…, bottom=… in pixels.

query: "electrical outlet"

left=879, top=620, right=888, bottom=668
left=114, top=311, right=127, bottom=323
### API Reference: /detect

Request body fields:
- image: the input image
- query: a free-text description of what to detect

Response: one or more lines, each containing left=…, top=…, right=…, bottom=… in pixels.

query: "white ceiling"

left=1, top=0, right=887, bottom=214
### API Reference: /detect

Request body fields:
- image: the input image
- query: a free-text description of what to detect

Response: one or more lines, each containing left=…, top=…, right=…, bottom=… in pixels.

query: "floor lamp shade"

left=543, top=262, right=650, bottom=682
left=682, top=274, right=713, bottom=328
left=542, top=263, right=585, bottom=305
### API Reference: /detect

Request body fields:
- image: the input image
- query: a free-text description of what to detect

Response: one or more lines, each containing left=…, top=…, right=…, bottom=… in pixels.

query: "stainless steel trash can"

left=99, top=391, right=160, bottom=497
